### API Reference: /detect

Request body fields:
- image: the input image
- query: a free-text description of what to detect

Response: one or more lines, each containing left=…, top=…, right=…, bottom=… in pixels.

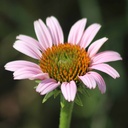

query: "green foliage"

left=42, top=90, right=60, bottom=103
left=60, top=96, right=65, bottom=108
left=74, top=93, right=83, bottom=106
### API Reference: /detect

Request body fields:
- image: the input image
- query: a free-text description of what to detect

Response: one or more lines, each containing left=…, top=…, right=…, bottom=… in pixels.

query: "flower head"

left=5, top=16, right=122, bottom=102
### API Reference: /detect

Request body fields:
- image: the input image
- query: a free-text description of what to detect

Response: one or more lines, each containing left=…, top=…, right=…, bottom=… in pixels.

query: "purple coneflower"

left=5, top=16, right=122, bottom=102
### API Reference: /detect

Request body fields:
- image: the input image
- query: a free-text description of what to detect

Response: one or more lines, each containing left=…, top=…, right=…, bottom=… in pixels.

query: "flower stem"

left=59, top=95, right=74, bottom=128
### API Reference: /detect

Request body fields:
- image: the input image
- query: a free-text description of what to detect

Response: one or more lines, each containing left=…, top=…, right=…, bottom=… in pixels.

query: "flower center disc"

left=40, top=43, right=90, bottom=82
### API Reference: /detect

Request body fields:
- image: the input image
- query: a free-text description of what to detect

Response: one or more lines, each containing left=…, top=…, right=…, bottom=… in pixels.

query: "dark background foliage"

left=0, top=0, right=127, bottom=128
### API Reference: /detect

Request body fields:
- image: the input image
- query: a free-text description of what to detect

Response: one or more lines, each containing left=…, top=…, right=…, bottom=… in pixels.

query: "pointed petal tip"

left=100, top=90, right=106, bottom=94
left=94, top=23, right=101, bottom=28
left=114, top=74, right=120, bottom=79
left=34, top=20, right=38, bottom=25
left=90, top=23, right=102, bottom=31
left=103, top=37, right=108, bottom=42
left=119, top=56, right=123, bottom=60
left=4, top=63, right=7, bottom=69
left=4, top=62, right=15, bottom=71
left=16, top=35, right=21, bottom=39
left=92, top=23, right=102, bottom=32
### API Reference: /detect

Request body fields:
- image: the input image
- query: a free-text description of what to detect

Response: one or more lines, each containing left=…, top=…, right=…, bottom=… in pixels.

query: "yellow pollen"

left=39, top=43, right=90, bottom=82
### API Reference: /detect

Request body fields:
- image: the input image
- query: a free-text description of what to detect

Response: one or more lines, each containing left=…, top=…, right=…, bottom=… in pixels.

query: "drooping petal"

left=90, top=63, right=120, bottom=79
left=61, top=82, right=67, bottom=100
left=88, top=71, right=106, bottom=93
left=91, top=51, right=122, bottom=64
left=88, top=37, right=108, bottom=57
left=34, top=19, right=52, bottom=51
left=61, top=81, right=77, bottom=102
left=14, top=72, right=47, bottom=80
left=5, top=60, right=48, bottom=80
left=79, top=73, right=96, bottom=89
left=79, top=23, right=101, bottom=49
left=13, top=67, right=46, bottom=80
left=16, top=35, right=41, bottom=50
left=68, top=18, right=87, bottom=45
left=36, top=79, right=60, bottom=95
left=4, top=60, right=41, bottom=72
left=29, top=73, right=49, bottom=80
left=13, top=40, right=42, bottom=59
left=70, top=81, right=77, bottom=101
left=46, top=16, right=64, bottom=45
left=36, top=79, right=54, bottom=92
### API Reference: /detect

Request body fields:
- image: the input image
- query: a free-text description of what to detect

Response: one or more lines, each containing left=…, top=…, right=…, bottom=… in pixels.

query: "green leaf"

left=60, top=101, right=65, bottom=108
left=42, top=91, right=54, bottom=103
left=74, top=93, right=83, bottom=106
left=35, top=80, right=41, bottom=83
left=54, top=90, right=60, bottom=98
left=77, top=82, right=90, bottom=97
left=60, top=95, right=65, bottom=108
left=34, top=86, right=37, bottom=89
left=81, top=87, right=90, bottom=97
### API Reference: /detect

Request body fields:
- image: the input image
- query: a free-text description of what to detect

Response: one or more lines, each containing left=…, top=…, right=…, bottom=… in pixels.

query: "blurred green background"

left=0, top=0, right=127, bottom=128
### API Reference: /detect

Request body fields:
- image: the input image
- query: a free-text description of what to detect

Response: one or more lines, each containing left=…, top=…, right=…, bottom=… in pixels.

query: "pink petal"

left=90, top=63, right=120, bottom=79
left=88, top=71, right=106, bottom=93
left=36, top=79, right=60, bottom=95
left=13, top=67, right=42, bottom=80
left=88, top=37, right=108, bottom=57
left=13, top=40, right=42, bottom=59
left=79, top=23, right=101, bottom=49
left=91, top=51, right=122, bottom=64
left=36, top=79, right=54, bottom=92
left=61, top=82, right=68, bottom=100
left=61, top=81, right=77, bottom=102
left=70, top=81, right=77, bottom=101
left=79, top=73, right=96, bottom=89
left=4, top=60, right=48, bottom=80
left=15, top=72, right=48, bottom=80
left=34, top=19, right=52, bottom=51
left=68, top=18, right=87, bottom=45
left=29, top=73, right=49, bottom=80
left=16, top=35, right=41, bottom=50
left=46, top=16, right=64, bottom=45
left=4, top=60, right=41, bottom=72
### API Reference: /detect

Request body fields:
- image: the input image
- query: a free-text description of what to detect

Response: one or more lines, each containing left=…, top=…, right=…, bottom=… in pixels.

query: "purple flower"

left=5, top=16, right=122, bottom=102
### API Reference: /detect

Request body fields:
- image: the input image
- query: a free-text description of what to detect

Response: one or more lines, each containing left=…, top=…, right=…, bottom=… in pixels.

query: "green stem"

left=59, top=95, right=74, bottom=128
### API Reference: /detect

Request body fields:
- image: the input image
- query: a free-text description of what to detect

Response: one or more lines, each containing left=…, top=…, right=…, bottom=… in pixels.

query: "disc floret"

left=40, top=43, right=90, bottom=82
